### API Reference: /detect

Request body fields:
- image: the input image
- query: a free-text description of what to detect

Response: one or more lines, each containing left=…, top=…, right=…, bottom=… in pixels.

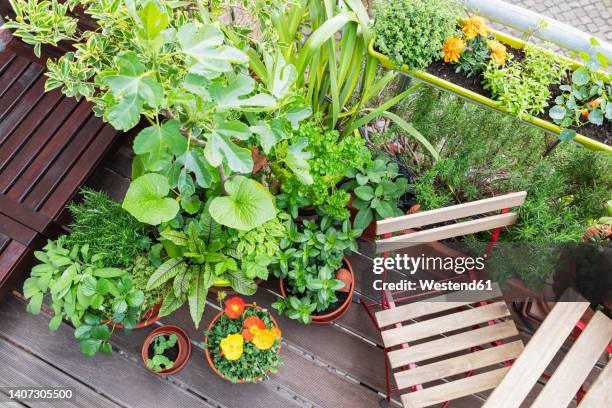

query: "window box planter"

left=368, top=31, right=612, bottom=154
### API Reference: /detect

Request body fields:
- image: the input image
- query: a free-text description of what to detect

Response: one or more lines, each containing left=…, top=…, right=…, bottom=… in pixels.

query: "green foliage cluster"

left=374, top=0, right=460, bottom=70
left=65, top=189, right=151, bottom=268
left=206, top=306, right=281, bottom=383
left=271, top=218, right=360, bottom=323
left=549, top=52, right=611, bottom=140
left=146, top=334, right=177, bottom=373
left=276, top=120, right=371, bottom=220
left=483, top=45, right=570, bottom=118
left=455, top=36, right=491, bottom=78
left=23, top=240, right=144, bottom=356
left=128, top=255, right=164, bottom=311
left=342, top=155, right=408, bottom=230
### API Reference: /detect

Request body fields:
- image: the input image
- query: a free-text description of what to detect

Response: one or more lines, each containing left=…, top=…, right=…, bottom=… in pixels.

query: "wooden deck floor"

left=0, top=134, right=597, bottom=408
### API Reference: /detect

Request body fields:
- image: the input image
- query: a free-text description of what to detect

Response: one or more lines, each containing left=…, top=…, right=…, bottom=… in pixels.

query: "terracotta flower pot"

left=279, top=257, right=354, bottom=324
left=106, top=303, right=162, bottom=329
left=141, top=325, right=191, bottom=375
left=204, top=304, right=281, bottom=383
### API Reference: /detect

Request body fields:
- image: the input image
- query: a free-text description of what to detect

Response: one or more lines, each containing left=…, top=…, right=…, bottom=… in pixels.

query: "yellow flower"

left=442, top=36, right=466, bottom=63
left=488, top=40, right=508, bottom=65
left=462, top=16, right=488, bottom=39
left=252, top=329, right=277, bottom=350
left=220, top=333, right=244, bottom=361
left=269, top=327, right=282, bottom=340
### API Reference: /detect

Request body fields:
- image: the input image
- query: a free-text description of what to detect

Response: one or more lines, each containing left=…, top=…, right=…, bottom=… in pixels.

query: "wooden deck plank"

left=402, top=367, right=510, bottom=408
left=0, top=97, right=82, bottom=193
left=0, top=56, right=30, bottom=98
left=394, top=341, right=523, bottom=390
left=160, top=301, right=382, bottom=408
left=0, top=62, right=43, bottom=117
left=483, top=302, right=590, bottom=408
left=381, top=302, right=511, bottom=348
left=0, top=337, right=122, bottom=408
left=0, top=295, right=215, bottom=408
left=388, top=320, right=520, bottom=369
left=532, top=311, right=612, bottom=408
left=375, top=287, right=503, bottom=328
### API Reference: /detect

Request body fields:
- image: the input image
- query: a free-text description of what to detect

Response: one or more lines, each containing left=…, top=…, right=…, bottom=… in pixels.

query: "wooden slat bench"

left=0, top=37, right=120, bottom=296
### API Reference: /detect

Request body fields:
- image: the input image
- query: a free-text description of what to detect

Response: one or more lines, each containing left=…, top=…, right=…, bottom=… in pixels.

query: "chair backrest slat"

left=483, top=302, right=590, bottom=408
left=578, top=356, right=612, bottom=407
left=375, top=213, right=517, bottom=253
left=376, top=191, right=527, bottom=235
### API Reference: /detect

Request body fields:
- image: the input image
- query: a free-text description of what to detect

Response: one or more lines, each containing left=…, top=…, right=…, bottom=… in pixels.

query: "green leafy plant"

left=146, top=334, right=178, bottom=373
left=373, top=0, right=460, bottom=70
left=271, top=217, right=360, bottom=323
left=483, top=44, right=570, bottom=118
left=548, top=49, right=611, bottom=140
left=454, top=35, right=491, bottom=78
left=342, top=155, right=409, bottom=229
left=65, top=189, right=151, bottom=268
left=274, top=120, right=371, bottom=220
left=23, top=239, right=145, bottom=356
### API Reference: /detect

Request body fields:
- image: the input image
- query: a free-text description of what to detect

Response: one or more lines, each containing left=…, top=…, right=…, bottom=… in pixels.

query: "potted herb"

left=141, top=325, right=192, bottom=375
left=271, top=218, right=361, bottom=324
left=23, top=239, right=146, bottom=356
left=204, top=297, right=282, bottom=383
left=343, top=155, right=409, bottom=240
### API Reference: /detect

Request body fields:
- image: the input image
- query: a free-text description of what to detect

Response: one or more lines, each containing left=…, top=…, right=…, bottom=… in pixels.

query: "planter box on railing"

left=368, top=30, right=612, bottom=154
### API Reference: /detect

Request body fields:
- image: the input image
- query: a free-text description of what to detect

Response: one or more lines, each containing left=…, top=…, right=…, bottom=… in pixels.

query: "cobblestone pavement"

left=509, top=0, right=612, bottom=42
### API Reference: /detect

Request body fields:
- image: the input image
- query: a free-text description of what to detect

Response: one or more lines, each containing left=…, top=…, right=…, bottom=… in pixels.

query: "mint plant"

left=147, top=334, right=178, bottom=373
left=23, top=240, right=144, bottom=356
left=271, top=217, right=361, bottom=324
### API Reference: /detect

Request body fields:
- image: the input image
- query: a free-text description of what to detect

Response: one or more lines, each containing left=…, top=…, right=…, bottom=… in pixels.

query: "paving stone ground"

left=509, top=0, right=612, bottom=42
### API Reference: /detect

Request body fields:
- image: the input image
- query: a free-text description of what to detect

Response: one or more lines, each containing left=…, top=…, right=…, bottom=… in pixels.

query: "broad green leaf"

left=26, top=293, right=43, bottom=315
left=177, top=23, right=248, bottom=77
left=80, top=339, right=101, bottom=356
left=354, top=185, right=374, bottom=201
left=588, top=109, right=604, bottom=125
left=250, top=121, right=281, bottom=154
left=133, top=120, right=187, bottom=157
left=178, top=169, right=195, bottom=197
left=268, top=52, right=297, bottom=99
left=177, top=149, right=213, bottom=188
left=210, top=74, right=276, bottom=109
left=572, top=67, right=590, bottom=86
left=181, top=195, right=201, bottom=214
left=147, top=258, right=187, bottom=290
left=122, top=173, right=179, bottom=225
left=285, top=106, right=312, bottom=129
left=187, top=265, right=215, bottom=328
left=226, top=270, right=257, bottom=296
left=127, top=290, right=145, bottom=307
left=209, top=176, right=276, bottom=231
left=158, top=289, right=184, bottom=317
left=354, top=208, right=373, bottom=231
left=49, top=315, right=62, bottom=331
left=204, top=131, right=253, bottom=173
left=549, top=105, right=567, bottom=120
left=285, top=138, right=312, bottom=185
left=93, top=268, right=125, bottom=278
left=559, top=129, right=577, bottom=142
left=138, top=1, right=168, bottom=40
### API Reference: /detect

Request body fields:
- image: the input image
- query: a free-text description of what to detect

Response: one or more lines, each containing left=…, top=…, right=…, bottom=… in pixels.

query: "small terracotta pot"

left=204, top=305, right=281, bottom=383
left=279, top=257, right=354, bottom=324
left=106, top=303, right=162, bottom=329
left=141, top=325, right=191, bottom=375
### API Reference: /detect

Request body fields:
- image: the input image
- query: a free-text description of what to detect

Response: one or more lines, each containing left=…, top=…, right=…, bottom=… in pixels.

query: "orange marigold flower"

left=488, top=40, right=508, bottom=65
left=242, top=316, right=266, bottom=341
left=442, top=36, right=466, bottom=63
left=462, top=16, right=488, bottom=39
left=269, top=327, right=282, bottom=340
left=224, top=297, right=246, bottom=319
left=252, top=329, right=276, bottom=351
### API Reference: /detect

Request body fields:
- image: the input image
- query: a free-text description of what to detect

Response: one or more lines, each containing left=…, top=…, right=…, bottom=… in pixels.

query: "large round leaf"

left=122, top=173, right=179, bottom=225
left=209, top=176, right=275, bottom=231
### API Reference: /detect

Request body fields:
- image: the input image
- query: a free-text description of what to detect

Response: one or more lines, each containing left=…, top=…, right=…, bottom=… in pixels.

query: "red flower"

left=224, top=297, right=246, bottom=319
left=242, top=316, right=266, bottom=341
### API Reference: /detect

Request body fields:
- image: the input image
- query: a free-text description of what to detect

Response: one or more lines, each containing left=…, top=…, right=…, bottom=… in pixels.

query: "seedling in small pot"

left=147, top=334, right=178, bottom=373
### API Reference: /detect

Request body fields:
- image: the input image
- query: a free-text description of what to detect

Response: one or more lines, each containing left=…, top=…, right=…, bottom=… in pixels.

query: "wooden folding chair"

left=484, top=302, right=612, bottom=408
left=360, top=192, right=528, bottom=407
